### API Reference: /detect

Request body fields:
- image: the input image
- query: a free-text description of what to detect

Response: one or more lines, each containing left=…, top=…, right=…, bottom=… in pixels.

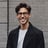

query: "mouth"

left=20, top=19, right=25, bottom=21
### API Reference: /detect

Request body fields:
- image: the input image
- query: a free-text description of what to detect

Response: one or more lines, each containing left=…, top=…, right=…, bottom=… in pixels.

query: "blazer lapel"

left=23, top=22, right=33, bottom=48
left=13, top=26, right=20, bottom=48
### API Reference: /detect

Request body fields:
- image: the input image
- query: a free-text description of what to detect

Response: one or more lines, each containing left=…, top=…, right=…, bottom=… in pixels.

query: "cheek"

left=26, top=16, right=30, bottom=19
left=16, top=16, right=20, bottom=19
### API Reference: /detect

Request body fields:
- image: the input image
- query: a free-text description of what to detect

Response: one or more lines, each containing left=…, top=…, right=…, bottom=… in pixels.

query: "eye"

left=23, top=12, right=29, bottom=14
left=17, top=13, right=22, bottom=15
left=17, top=12, right=29, bottom=16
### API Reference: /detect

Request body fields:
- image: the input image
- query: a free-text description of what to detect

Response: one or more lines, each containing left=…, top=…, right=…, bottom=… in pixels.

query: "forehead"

left=18, top=8, right=28, bottom=12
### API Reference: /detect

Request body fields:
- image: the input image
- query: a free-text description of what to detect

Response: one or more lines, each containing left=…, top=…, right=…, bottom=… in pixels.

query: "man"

left=6, top=3, right=45, bottom=48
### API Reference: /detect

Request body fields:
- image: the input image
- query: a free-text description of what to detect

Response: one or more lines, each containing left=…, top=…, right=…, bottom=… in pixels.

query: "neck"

left=20, top=22, right=29, bottom=30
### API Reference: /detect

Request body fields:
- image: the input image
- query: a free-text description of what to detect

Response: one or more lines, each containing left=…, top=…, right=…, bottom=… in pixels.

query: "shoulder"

left=31, top=25, right=43, bottom=35
left=29, top=22, right=43, bottom=36
left=8, top=27, right=18, bottom=38
left=31, top=25, right=44, bottom=39
left=29, top=22, right=43, bottom=34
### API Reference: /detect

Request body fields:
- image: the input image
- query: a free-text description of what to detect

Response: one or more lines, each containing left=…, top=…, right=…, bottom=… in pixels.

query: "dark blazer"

left=6, top=22, right=45, bottom=48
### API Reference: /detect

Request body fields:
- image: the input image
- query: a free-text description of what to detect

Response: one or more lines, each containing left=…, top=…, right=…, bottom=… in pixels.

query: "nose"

left=21, top=14, right=24, bottom=17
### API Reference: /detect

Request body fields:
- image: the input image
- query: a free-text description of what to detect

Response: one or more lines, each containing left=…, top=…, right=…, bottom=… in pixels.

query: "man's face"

left=16, top=8, right=31, bottom=25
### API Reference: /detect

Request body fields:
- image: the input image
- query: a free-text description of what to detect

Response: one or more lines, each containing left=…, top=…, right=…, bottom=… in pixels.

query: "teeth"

left=21, top=19, right=25, bottom=20
left=20, top=19, right=25, bottom=21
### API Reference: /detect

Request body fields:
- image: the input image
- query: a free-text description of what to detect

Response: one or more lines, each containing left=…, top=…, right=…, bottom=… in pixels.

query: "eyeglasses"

left=17, top=12, right=29, bottom=16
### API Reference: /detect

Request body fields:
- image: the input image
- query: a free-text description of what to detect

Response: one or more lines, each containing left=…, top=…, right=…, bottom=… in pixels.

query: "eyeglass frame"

left=17, top=12, right=30, bottom=16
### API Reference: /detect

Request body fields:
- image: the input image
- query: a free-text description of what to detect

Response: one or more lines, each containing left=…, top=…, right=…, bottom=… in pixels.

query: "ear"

left=16, top=14, right=18, bottom=18
left=29, top=14, right=31, bottom=18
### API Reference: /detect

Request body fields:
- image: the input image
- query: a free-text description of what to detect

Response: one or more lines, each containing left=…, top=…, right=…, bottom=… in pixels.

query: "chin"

left=20, top=21, right=28, bottom=25
left=21, top=23, right=26, bottom=25
left=19, top=20, right=28, bottom=25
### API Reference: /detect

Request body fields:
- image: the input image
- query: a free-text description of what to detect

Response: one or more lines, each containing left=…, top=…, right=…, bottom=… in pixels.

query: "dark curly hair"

left=15, top=3, right=31, bottom=14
